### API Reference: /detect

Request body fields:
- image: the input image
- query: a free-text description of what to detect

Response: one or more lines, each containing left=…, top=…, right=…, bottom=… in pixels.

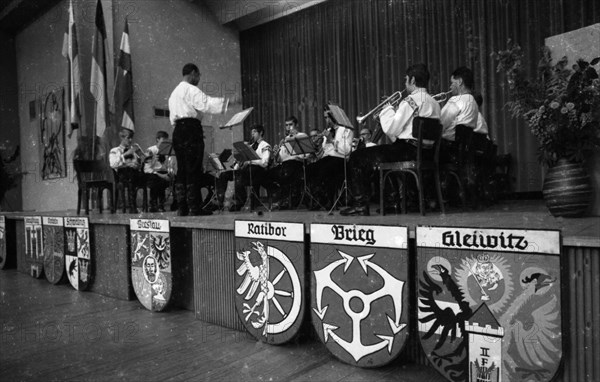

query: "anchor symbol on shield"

left=313, top=250, right=407, bottom=362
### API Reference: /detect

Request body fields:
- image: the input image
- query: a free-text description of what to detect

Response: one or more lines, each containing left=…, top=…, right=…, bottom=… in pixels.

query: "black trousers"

left=307, top=156, right=346, bottom=207
left=347, top=140, right=416, bottom=206
left=172, top=118, right=204, bottom=212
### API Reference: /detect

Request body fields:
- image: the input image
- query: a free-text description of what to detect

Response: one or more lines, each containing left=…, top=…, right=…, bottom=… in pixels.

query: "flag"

left=114, top=18, right=134, bottom=131
left=62, top=0, right=85, bottom=137
left=90, top=0, right=108, bottom=137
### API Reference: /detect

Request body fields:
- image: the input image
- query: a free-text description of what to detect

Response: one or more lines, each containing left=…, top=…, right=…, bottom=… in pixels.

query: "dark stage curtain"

left=240, top=0, right=599, bottom=192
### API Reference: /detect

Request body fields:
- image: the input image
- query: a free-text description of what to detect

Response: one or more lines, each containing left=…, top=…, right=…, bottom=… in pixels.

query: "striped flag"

left=61, top=0, right=85, bottom=137
left=90, top=0, right=108, bottom=137
left=114, top=18, right=134, bottom=131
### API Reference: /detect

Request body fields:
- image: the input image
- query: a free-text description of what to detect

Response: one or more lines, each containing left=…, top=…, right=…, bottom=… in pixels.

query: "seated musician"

left=109, top=128, right=144, bottom=213
left=340, top=63, right=441, bottom=216
left=439, top=66, right=480, bottom=162
left=269, top=116, right=306, bottom=210
left=143, top=131, right=172, bottom=212
left=352, top=128, right=377, bottom=150
left=307, top=108, right=354, bottom=209
left=217, top=124, right=271, bottom=211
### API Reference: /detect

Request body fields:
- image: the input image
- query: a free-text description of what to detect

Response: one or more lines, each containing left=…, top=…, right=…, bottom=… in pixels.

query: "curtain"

left=240, top=0, right=600, bottom=192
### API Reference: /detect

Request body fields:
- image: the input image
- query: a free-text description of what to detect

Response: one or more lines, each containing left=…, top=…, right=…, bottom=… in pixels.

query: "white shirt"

left=168, top=81, right=227, bottom=126
left=440, top=94, right=479, bottom=141
left=379, top=88, right=441, bottom=141
left=474, top=111, right=490, bottom=139
left=323, top=125, right=354, bottom=159
left=249, top=140, right=271, bottom=169
left=109, top=144, right=142, bottom=170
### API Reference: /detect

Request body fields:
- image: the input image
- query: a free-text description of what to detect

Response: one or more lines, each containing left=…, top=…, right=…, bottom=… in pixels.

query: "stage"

left=1, top=199, right=599, bottom=381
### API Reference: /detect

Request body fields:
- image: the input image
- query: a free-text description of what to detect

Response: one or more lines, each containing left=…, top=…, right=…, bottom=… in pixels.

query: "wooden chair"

left=439, top=124, right=473, bottom=211
left=378, top=117, right=445, bottom=215
left=74, top=159, right=114, bottom=215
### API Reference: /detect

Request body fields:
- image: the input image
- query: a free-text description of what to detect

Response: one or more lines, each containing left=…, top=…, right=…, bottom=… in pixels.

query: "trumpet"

left=433, top=90, right=453, bottom=103
left=356, top=89, right=408, bottom=125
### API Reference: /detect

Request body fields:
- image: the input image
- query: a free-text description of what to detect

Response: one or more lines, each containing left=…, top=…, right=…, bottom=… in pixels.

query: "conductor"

left=168, top=63, right=232, bottom=216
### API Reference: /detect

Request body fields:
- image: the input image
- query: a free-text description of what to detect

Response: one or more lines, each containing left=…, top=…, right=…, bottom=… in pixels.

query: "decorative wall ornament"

left=64, top=217, right=91, bottom=290
left=24, top=216, right=43, bottom=278
left=131, top=219, right=171, bottom=311
left=310, top=223, right=410, bottom=367
left=416, top=226, right=563, bottom=382
left=40, top=88, right=67, bottom=180
left=42, top=216, right=65, bottom=284
left=234, top=220, right=305, bottom=344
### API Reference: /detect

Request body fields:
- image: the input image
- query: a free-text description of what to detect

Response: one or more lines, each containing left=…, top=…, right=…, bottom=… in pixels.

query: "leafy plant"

left=492, top=40, right=600, bottom=166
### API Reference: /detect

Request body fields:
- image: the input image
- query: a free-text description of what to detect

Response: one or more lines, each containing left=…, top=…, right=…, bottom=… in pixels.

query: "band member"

left=109, top=128, right=144, bottom=213
left=308, top=128, right=325, bottom=164
left=340, top=63, right=441, bottom=216
left=168, top=63, right=231, bottom=216
left=269, top=116, right=306, bottom=210
left=307, top=109, right=354, bottom=209
left=144, top=130, right=173, bottom=212
left=218, top=124, right=271, bottom=211
left=439, top=66, right=479, bottom=162
left=353, top=128, right=377, bottom=150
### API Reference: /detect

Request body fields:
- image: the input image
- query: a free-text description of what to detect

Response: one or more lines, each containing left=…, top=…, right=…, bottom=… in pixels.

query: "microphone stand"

left=328, top=128, right=351, bottom=215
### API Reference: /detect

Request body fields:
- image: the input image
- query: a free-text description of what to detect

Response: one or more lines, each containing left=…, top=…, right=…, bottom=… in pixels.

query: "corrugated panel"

left=15, top=220, right=26, bottom=274
left=563, top=246, right=600, bottom=382
left=90, top=224, right=133, bottom=301
left=193, top=229, right=245, bottom=331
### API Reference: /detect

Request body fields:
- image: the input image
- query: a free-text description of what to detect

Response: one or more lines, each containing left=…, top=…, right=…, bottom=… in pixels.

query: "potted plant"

left=493, top=40, right=600, bottom=217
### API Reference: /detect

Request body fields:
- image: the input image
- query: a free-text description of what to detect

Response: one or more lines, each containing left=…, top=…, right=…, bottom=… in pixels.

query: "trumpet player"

left=440, top=66, right=479, bottom=141
left=109, top=128, right=145, bottom=213
left=341, top=63, right=441, bottom=216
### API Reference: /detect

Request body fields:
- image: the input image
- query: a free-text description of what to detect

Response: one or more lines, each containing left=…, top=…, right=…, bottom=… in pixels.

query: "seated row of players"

left=109, top=63, right=489, bottom=215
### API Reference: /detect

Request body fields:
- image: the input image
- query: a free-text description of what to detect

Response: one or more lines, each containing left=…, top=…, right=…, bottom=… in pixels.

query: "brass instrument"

left=356, top=89, right=407, bottom=125
left=433, top=90, right=453, bottom=103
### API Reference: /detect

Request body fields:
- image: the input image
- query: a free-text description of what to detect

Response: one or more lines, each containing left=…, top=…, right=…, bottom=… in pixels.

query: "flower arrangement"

left=493, top=40, right=600, bottom=166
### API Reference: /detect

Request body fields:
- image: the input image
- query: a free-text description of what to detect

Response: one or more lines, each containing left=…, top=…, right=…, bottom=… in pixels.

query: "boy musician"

left=217, top=124, right=271, bottom=211
left=109, top=128, right=144, bottom=213
left=144, top=130, right=172, bottom=212
left=340, top=63, right=441, bottom=216
left=307, top=109, right=354, bottom=209
left=269, top=116, right=306, bottom=210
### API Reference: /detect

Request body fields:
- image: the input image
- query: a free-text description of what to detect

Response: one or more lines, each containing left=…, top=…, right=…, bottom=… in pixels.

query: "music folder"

left=232, top=141, right=260, bottom=162
left=208, top=149, right=233, bottom=171
left=157, top=140, right=174, bottom=155
left=327, top=103, right=354, bottom=130
left=219, top=107, right=254, bottom=129
left=283, top=135, right=316, bottom=156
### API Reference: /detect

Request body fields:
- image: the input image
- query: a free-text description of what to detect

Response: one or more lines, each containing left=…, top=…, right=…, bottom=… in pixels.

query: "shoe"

left=340, top=206, right=369, bottom=216
left=149, top=207, right=158, bottom=213
left=177, top=208, right=189, bottom=217
left=157, top=207, right=166, bottom=213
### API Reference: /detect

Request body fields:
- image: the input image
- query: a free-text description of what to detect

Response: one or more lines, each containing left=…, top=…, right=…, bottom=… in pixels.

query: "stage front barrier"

left=416, top=226, right=563, bottom=382
left=42, top=216, right=65, bottom=284
left=0, top=215, right=7, bottom=269
left=2, top=215, right=599, bottom=381
left=234, top=220, right=305, bottom=344
left=64, top=217, right=91, bottom=291
left=24, top=216, right=43, bottom=278
left=310, top=223, right=410, bottom=367
left=130, top=218, right=172, bottom=311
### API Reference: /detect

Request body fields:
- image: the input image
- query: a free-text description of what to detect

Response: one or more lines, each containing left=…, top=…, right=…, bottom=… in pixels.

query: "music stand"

left=283, top=135, right=322, bottom=210
left=326, top=103, right=354, bottom=215
left=232, top=141, right=269, bottom=212
left=219, top=108, right=254, bottom=212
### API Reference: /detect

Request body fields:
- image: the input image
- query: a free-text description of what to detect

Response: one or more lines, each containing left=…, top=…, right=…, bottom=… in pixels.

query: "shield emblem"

left=310, top=223, right=409, bottom=367
left=0, top=215, right=6, bottom=269
left=42, top=217, right=65, bottom=284
left=24, top=216, right=44, bottom=278
left=416, top=226, right=563, bottom=382
left=131, top=219, right=171, bottom=311
left=64, top=217, right=91, bottom=290
left=234, top=220, right=305, bottom=344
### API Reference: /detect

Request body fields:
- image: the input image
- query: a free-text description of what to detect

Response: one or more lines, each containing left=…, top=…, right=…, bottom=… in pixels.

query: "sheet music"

left=327, top=103, right=354, bottom=129
left=232, top=141, right=261, bottom=162
left=283, top=135, right=316, bottom=156
left=208, top=153, right=225, bottom=171
left=219, top=107, right=254, bottom=129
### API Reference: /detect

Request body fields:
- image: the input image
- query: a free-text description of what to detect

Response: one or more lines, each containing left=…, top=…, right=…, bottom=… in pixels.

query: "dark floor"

left=0, top=270, right=445, bottom=382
